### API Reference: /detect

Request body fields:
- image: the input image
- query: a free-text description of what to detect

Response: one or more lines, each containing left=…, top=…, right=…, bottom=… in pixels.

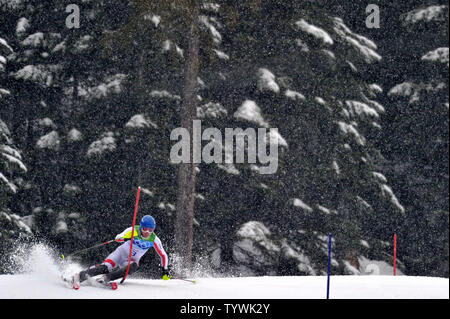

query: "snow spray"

left=4, top=240, right=83, bottom=284
left=169, top=253, right=218, bottom=279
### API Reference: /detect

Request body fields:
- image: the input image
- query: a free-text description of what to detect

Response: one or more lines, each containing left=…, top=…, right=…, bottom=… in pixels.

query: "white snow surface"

left=1, top=272, right=447, bottom=300
left=0, top=243, right=448, bottom=299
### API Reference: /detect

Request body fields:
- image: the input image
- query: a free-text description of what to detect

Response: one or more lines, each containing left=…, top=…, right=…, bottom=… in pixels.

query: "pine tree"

left=1, top=0, right=445, bottom=278
left=1, top=0, right=133, bottom=252
left=105, top=0, right=229, bottom=274
left=1, top=36, right=26, bottom=202
left=382, top=4, right=449, bottom=277
left=205, top=0, right=405, bottom=275
left=326, top=0, right=448, bottom=277
left=0, top=32, right=31, bottom=274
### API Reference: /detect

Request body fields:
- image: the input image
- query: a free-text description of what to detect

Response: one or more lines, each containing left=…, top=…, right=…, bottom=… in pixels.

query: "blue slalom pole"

left=327, top=233, right=332, bottom=299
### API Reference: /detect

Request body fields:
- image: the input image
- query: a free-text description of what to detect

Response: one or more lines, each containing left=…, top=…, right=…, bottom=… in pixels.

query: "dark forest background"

left=1, top=0, right=448, bottom=278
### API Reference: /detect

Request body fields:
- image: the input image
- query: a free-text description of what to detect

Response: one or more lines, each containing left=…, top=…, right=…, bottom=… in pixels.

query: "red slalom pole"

left=393, top=233, right=397, bottom=276
left=121, top=186, right=141, bottom=284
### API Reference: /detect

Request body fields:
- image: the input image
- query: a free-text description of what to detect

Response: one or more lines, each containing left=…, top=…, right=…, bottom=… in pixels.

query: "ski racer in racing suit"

left=75, top=215, right=170, bottom=283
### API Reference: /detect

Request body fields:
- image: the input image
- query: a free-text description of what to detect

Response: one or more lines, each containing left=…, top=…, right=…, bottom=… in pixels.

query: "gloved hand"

left=161, top=265, right=172, bottom=280
left=115, top=233, right=125, bottom=242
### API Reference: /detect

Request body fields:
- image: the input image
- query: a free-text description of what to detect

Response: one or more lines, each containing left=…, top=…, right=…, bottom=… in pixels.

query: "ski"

left=92, top=276, right=118, bottom=290
left=62, top=274, right=117, bottom=290
left=73, top=273, right=81, bottom=290
left=73, top=281, right=80, bottom=290
left=61, top=274, right=80, bottom=290
left=95, top=279, right=118, bottom=290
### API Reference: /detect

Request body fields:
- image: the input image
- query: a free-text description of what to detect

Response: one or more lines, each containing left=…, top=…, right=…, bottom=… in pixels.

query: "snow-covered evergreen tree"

left=183, top=0, right=405, bottom=276
left=0, top=0, right=447, bottom=278
left=0, top=31, right=31, bottom=274
left=383, top=4, right=449, bottom=277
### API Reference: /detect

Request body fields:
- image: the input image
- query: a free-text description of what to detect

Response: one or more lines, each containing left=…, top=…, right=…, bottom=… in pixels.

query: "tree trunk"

left=174, top=4, right=200, bottom=275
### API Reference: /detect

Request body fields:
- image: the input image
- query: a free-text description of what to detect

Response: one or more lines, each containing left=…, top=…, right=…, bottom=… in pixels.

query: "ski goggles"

left=141, top=227, right=154, bottom=235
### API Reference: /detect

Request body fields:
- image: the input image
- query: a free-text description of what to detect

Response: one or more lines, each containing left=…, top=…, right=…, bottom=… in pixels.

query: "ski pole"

left=172, top=278, right=197, bottom=284
left=61, top=239, right=117, bottom=260
left=171, top=277, right=197, bottom=284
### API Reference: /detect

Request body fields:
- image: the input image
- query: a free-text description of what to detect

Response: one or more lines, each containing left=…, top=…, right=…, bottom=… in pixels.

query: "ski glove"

left=161, top=266, right=172, bottom=280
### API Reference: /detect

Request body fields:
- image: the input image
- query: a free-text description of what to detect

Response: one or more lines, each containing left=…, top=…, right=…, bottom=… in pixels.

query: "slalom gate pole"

left=121, top=186, right=141, bottom=284
left=393, top=233, right=397, bottom=276
left=326, top=233, right=332, bottom=299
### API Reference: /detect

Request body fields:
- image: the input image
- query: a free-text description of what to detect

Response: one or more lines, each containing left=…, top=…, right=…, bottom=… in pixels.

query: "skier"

left=71, top=215, right=171, bottom=287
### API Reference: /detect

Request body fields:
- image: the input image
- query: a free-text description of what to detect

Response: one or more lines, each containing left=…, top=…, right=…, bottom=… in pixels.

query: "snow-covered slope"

left=0, top=273, right=448, bottom=299
left=0, top=243, right=447, bottom=299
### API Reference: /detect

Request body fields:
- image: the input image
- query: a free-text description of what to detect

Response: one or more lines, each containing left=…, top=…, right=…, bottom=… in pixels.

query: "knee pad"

left=102, top=259, right=116, bottom=272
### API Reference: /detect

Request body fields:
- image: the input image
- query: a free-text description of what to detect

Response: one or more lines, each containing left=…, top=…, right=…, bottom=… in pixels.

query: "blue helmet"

left=140, top=215, right=156, bottom=231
